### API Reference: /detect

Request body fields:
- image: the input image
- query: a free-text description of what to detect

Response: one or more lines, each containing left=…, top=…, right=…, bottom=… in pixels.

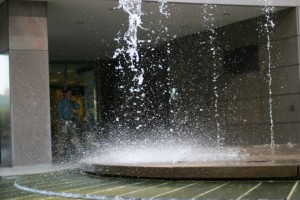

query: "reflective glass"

left=0, top=51, right=10, bottom=166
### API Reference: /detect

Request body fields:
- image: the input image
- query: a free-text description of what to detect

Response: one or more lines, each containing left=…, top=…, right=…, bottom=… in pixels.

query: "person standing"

left=57, top=88, right=82, bottom=161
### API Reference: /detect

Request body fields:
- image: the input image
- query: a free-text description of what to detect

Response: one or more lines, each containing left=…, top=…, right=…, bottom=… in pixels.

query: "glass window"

left=0, top=51, right=10, bottom=165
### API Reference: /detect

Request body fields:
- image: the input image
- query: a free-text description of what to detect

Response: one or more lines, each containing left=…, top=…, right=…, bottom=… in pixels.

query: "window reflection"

left=0, top=51, right=10, bottom=166
left=0, top=52, right=9, bottom=95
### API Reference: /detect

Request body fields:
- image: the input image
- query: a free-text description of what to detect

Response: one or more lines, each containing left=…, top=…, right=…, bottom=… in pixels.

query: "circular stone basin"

left=81, top=145, right=300, bottom=179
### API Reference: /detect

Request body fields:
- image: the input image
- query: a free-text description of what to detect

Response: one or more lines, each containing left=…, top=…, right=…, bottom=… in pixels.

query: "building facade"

left=1, top=0, right=300, bottom=166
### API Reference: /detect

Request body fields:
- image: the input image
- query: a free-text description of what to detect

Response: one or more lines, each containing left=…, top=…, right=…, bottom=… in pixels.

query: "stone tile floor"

left=1, top=169, right=300, bottom=200
left=1, top=144, right=300, bottom=199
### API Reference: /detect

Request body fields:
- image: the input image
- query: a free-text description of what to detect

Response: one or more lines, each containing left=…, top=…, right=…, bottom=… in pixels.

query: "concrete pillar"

left=0, top=0, right=51, bottom=166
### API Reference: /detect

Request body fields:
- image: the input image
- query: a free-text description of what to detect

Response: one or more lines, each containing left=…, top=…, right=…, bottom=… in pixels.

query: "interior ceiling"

left=47, top=0, right=287, bottom=62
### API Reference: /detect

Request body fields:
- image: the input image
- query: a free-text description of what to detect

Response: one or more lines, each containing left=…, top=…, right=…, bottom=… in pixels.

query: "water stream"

left=114, top=0, right=145, bottom=129
left=202, top=2, right=223, bottom=147
left=261, top=0, right=275, bottom=148
left=87, top=0, right=278, bottom=164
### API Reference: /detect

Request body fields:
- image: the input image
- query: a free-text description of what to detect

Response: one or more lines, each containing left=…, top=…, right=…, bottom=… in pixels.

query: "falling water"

left=261, top=0, right=275, bottom=147
left=114, top=0, right=143, bottom=65
left=159, top=0, right=170, bottom=18
left=83, top=0, right=249, bottom=165
left=202, top=3, right=222, bottom=147
left=113, top=0, right=172, bottom=130
left=113, top=0, right=145, bottom=129
left=157, top=0, right=173, bottom=133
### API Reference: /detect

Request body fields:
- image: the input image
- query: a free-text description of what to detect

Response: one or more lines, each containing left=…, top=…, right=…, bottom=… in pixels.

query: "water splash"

left=156, top=0, right=174, bottom=133
left=85, top=141, right=244, bottom=164
left=202, top=3, right=223, bottom=147
left=158, top=0, right=170, bottom=18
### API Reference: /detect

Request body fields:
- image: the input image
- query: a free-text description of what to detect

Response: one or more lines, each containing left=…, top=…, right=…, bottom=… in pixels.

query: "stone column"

left=1, top=0, right=51, bottom=166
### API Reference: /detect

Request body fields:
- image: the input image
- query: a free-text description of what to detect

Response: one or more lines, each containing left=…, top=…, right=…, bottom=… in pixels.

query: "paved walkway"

left=1, top=169, right=300, bottom=200
left=1, top=144, right=300, bottom=199
left=0, top=163, right=79, bottom=177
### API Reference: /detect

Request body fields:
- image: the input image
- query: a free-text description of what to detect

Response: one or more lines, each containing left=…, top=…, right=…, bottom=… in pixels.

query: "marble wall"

left=168, top=8, right=300, bottom=146
left=0, top=0, right=51, bottom=166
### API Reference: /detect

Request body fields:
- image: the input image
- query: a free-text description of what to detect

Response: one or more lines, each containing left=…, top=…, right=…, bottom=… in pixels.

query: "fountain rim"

left=81, top=144, right=300, bottom=179
left=144, top=0, right=298, bottom=7
left=81, top=161, right=300, bottom=179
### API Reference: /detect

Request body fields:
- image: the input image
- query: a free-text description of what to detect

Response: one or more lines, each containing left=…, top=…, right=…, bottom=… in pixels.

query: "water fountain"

left=80, top=0, right=300, bottom=179
left=5, top=1, right=300, bottom=200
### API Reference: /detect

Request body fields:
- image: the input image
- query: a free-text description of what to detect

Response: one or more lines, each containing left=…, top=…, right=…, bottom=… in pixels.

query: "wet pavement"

left=1, top=169, right=300, bottom=199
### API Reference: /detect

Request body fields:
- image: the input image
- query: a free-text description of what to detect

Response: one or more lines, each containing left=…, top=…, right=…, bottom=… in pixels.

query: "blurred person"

left=57, top=88, right=82, bottom=161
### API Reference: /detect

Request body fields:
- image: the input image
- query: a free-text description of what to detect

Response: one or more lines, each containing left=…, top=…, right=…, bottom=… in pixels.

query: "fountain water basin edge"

left=81, top=144, right=300, bottom=179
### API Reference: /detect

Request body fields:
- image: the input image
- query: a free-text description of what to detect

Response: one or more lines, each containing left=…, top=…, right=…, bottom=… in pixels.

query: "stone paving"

left=1, top=169, right=300, bottom=199
left=1, top=144, right=300, bottom=199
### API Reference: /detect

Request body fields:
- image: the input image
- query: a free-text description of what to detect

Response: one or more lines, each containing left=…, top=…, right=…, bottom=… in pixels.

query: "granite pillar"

left=0, top=0, right=51, bottom=166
